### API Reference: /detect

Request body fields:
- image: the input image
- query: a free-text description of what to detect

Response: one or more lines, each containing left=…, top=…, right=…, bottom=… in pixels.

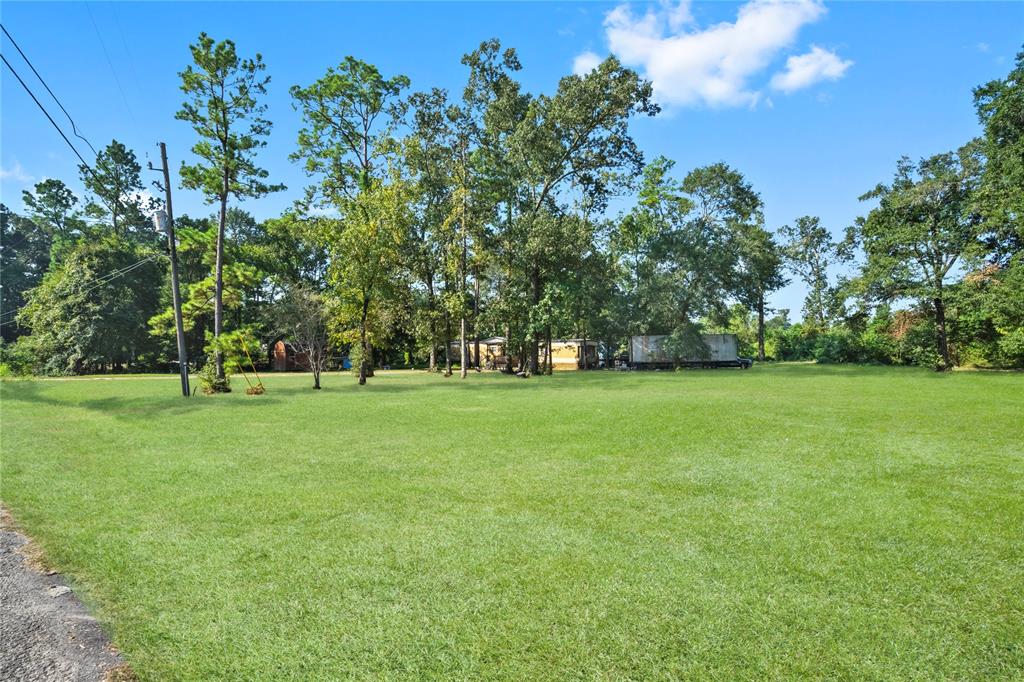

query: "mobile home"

left=629, top=334, right=751, bottom=369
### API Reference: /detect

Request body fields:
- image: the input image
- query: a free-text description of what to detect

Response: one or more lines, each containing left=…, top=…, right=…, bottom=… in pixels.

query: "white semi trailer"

left=629, top=334, right=752, bottom=369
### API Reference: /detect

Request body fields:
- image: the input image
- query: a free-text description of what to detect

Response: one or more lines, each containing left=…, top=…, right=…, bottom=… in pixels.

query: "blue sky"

left=2, top=1, right=1021, bottom=318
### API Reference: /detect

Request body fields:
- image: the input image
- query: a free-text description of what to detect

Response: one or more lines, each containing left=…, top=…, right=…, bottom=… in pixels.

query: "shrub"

left=197, top=359, right=230, bottom=394
left=996, top=327, right=1024, bottom=368
left=898, top=322, right=942, bottom=368
left=858, top=327, right=896, bottom=364
left=771, top=324, right=819, bottom=361
left=0, top=337, right=41, bottom=376
left=813, top=329, right=861, bottom=364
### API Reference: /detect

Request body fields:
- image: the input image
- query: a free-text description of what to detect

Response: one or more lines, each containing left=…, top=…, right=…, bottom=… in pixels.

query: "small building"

left=628, top=333, right=750, bottom=369
left=271, top=340, right=309, bottom=371
left=540, top=339, right=599, bottom=371
left=481, top=336, right=513, bottom=369
left=447, top=337, right=512, bottom=369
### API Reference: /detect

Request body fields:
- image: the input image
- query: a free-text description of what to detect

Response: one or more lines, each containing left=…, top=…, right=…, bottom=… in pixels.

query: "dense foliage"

left=2, top=42, right=1021, bottom=378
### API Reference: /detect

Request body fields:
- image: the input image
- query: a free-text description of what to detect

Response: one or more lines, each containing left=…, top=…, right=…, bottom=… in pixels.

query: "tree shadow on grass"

left=1, top=372, right=507, bottom=420
left=752, top=363, right=959, bottom=381
left=3, top=364, right=965, bottom=422
left=1, top=379, right=290, bottom=420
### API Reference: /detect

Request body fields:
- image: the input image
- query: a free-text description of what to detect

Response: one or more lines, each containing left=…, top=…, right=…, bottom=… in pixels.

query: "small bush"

left=996, top=327, right=1024, bottom=368
left=896, top=322, right=941, bottom=368
left=859, top=328, right=896, bottom=364
left=771, top=324, right=819, bottom=361
left=197, top=360, right=231, bottom=394
left=0, top=338, right=38, bottom=376
left=813, top=329, right=861, bottom=364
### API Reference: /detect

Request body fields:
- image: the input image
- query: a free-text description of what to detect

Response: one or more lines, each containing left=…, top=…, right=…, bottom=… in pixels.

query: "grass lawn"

left=2, top=364, right=1022, bottom=680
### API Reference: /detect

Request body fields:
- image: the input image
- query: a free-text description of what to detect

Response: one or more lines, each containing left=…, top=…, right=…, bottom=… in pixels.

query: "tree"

left=271, top=282, right=330, bottom=389
left=21, top=179, right=85, bottom=259
left=678, top=163, right=761, bottom=337
left=241, top=211, right=329, bottom=291
left=851, top=144, right=984, bottom=369
left=290, top=56, right=410, bottom=200
left=148, top=224, right=260, bottom=370
left=734, top=224, right=788, bottom=361
left=0, top=205, right=48, bottom=341
left=508, top=55, right=658, bottom=372
left=973, top=47, right=1023, bottom=262
left=81, top=140, right=159, bottom=241
left=439, top=104, right=474, bottom=379
left=612, top=156, right=692, bottom=335
left=967, top=50, right=1024, bottom=369
left=406, top=89, right=454, bottom=372
left=779, top=216, right=846, bottom=327
left=291, top=57, right=410, bottom=382
left=177, top=32, right=283, bottom=384
left=446, top=41, right=530, bottom=377
left=16, top=235, right=163, bottom=375
left=321, top=176, right=412, bottom=384
left=461, top=40, right=530, bottom=373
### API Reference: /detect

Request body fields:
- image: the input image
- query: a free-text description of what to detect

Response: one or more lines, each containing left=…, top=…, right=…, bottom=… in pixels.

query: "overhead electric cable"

left=84, top=2, right=140, bottom=135
left=2, top=46, right=127, bottom=221
left=1, top=23, right=99, bottom=156
left=0, top=253, right=167, bottom=328
left=0, top=255, right=158, bottom=322
left=0, top=53, right=95, bottom=174
left=110, top=6, right=146, bottom=106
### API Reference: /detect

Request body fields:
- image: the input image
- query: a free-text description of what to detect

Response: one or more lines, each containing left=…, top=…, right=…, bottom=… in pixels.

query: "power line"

left=0, top=53, right=95, bottom=175
left=0, top=252, right=165, bottom=321
left=84, top=2, right=140, bottom=136
left=111, top=5, right=146, bottom=109
left=0, top=23, right=99, bottom=157
left=75, top=253, right=165, bottom=298
left=1, top=48, right=123, bottom=220
left=0, top=253, right=167, bottom=327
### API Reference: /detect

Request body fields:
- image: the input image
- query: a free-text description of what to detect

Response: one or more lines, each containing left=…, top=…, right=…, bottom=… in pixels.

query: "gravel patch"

left=1, top=508, right=129, bottom=681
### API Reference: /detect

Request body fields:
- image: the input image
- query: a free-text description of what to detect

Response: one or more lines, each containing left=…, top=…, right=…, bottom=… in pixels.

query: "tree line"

left=2, top=36, right=1021, bottom=386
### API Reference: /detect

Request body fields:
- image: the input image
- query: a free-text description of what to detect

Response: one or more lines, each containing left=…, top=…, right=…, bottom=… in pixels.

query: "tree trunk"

left=473, top=266, right=481, bottom=371
left=545, top=327, right=553, bottom=376
left=934, top=294, right=951, bottom=370
left=460, top=316, right=468, bottom=379
left=460, top=150, right=469, bottom=380
left=757, top=290, right=766, bottom=362
left=214, top=176, right=228, bottom=381
left=528, top=265, right=541, bottom=374
left=427, top=275, right=437, bottom=372
left=443, top=316, right=452, bottom=377
left=359, top=298, right=369, bottom=385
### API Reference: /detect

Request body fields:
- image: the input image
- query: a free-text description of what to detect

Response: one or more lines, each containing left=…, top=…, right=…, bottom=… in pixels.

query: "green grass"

left=2, top=365, right=1022, bottom=680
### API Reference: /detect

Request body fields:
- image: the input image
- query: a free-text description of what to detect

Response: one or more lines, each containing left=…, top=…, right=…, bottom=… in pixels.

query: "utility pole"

left=152, top=142, right=190, bottom=397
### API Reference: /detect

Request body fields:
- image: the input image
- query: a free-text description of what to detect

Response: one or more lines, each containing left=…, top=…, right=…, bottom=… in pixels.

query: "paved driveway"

left=1, top=509, right=127, bottom=681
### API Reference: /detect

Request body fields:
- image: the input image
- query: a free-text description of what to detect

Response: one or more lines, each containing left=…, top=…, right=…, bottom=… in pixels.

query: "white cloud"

left=661, top=0, right=693, bottom=31
left=977, top=42, right=990, bottom=53
left=573, top=50, right=603, bottom=75
left=770, top=45, right=853, bottom=93
left=306, top=206, right=341, bottom=218
left=592, top=0, right=847, bottom=108
left=124, top=188, right=160, bottom=213
left=0, top=161, right=34, bottom=184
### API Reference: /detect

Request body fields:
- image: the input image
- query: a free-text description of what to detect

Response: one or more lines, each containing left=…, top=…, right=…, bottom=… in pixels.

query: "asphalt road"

left=1, top=510, right=126, bottom=681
